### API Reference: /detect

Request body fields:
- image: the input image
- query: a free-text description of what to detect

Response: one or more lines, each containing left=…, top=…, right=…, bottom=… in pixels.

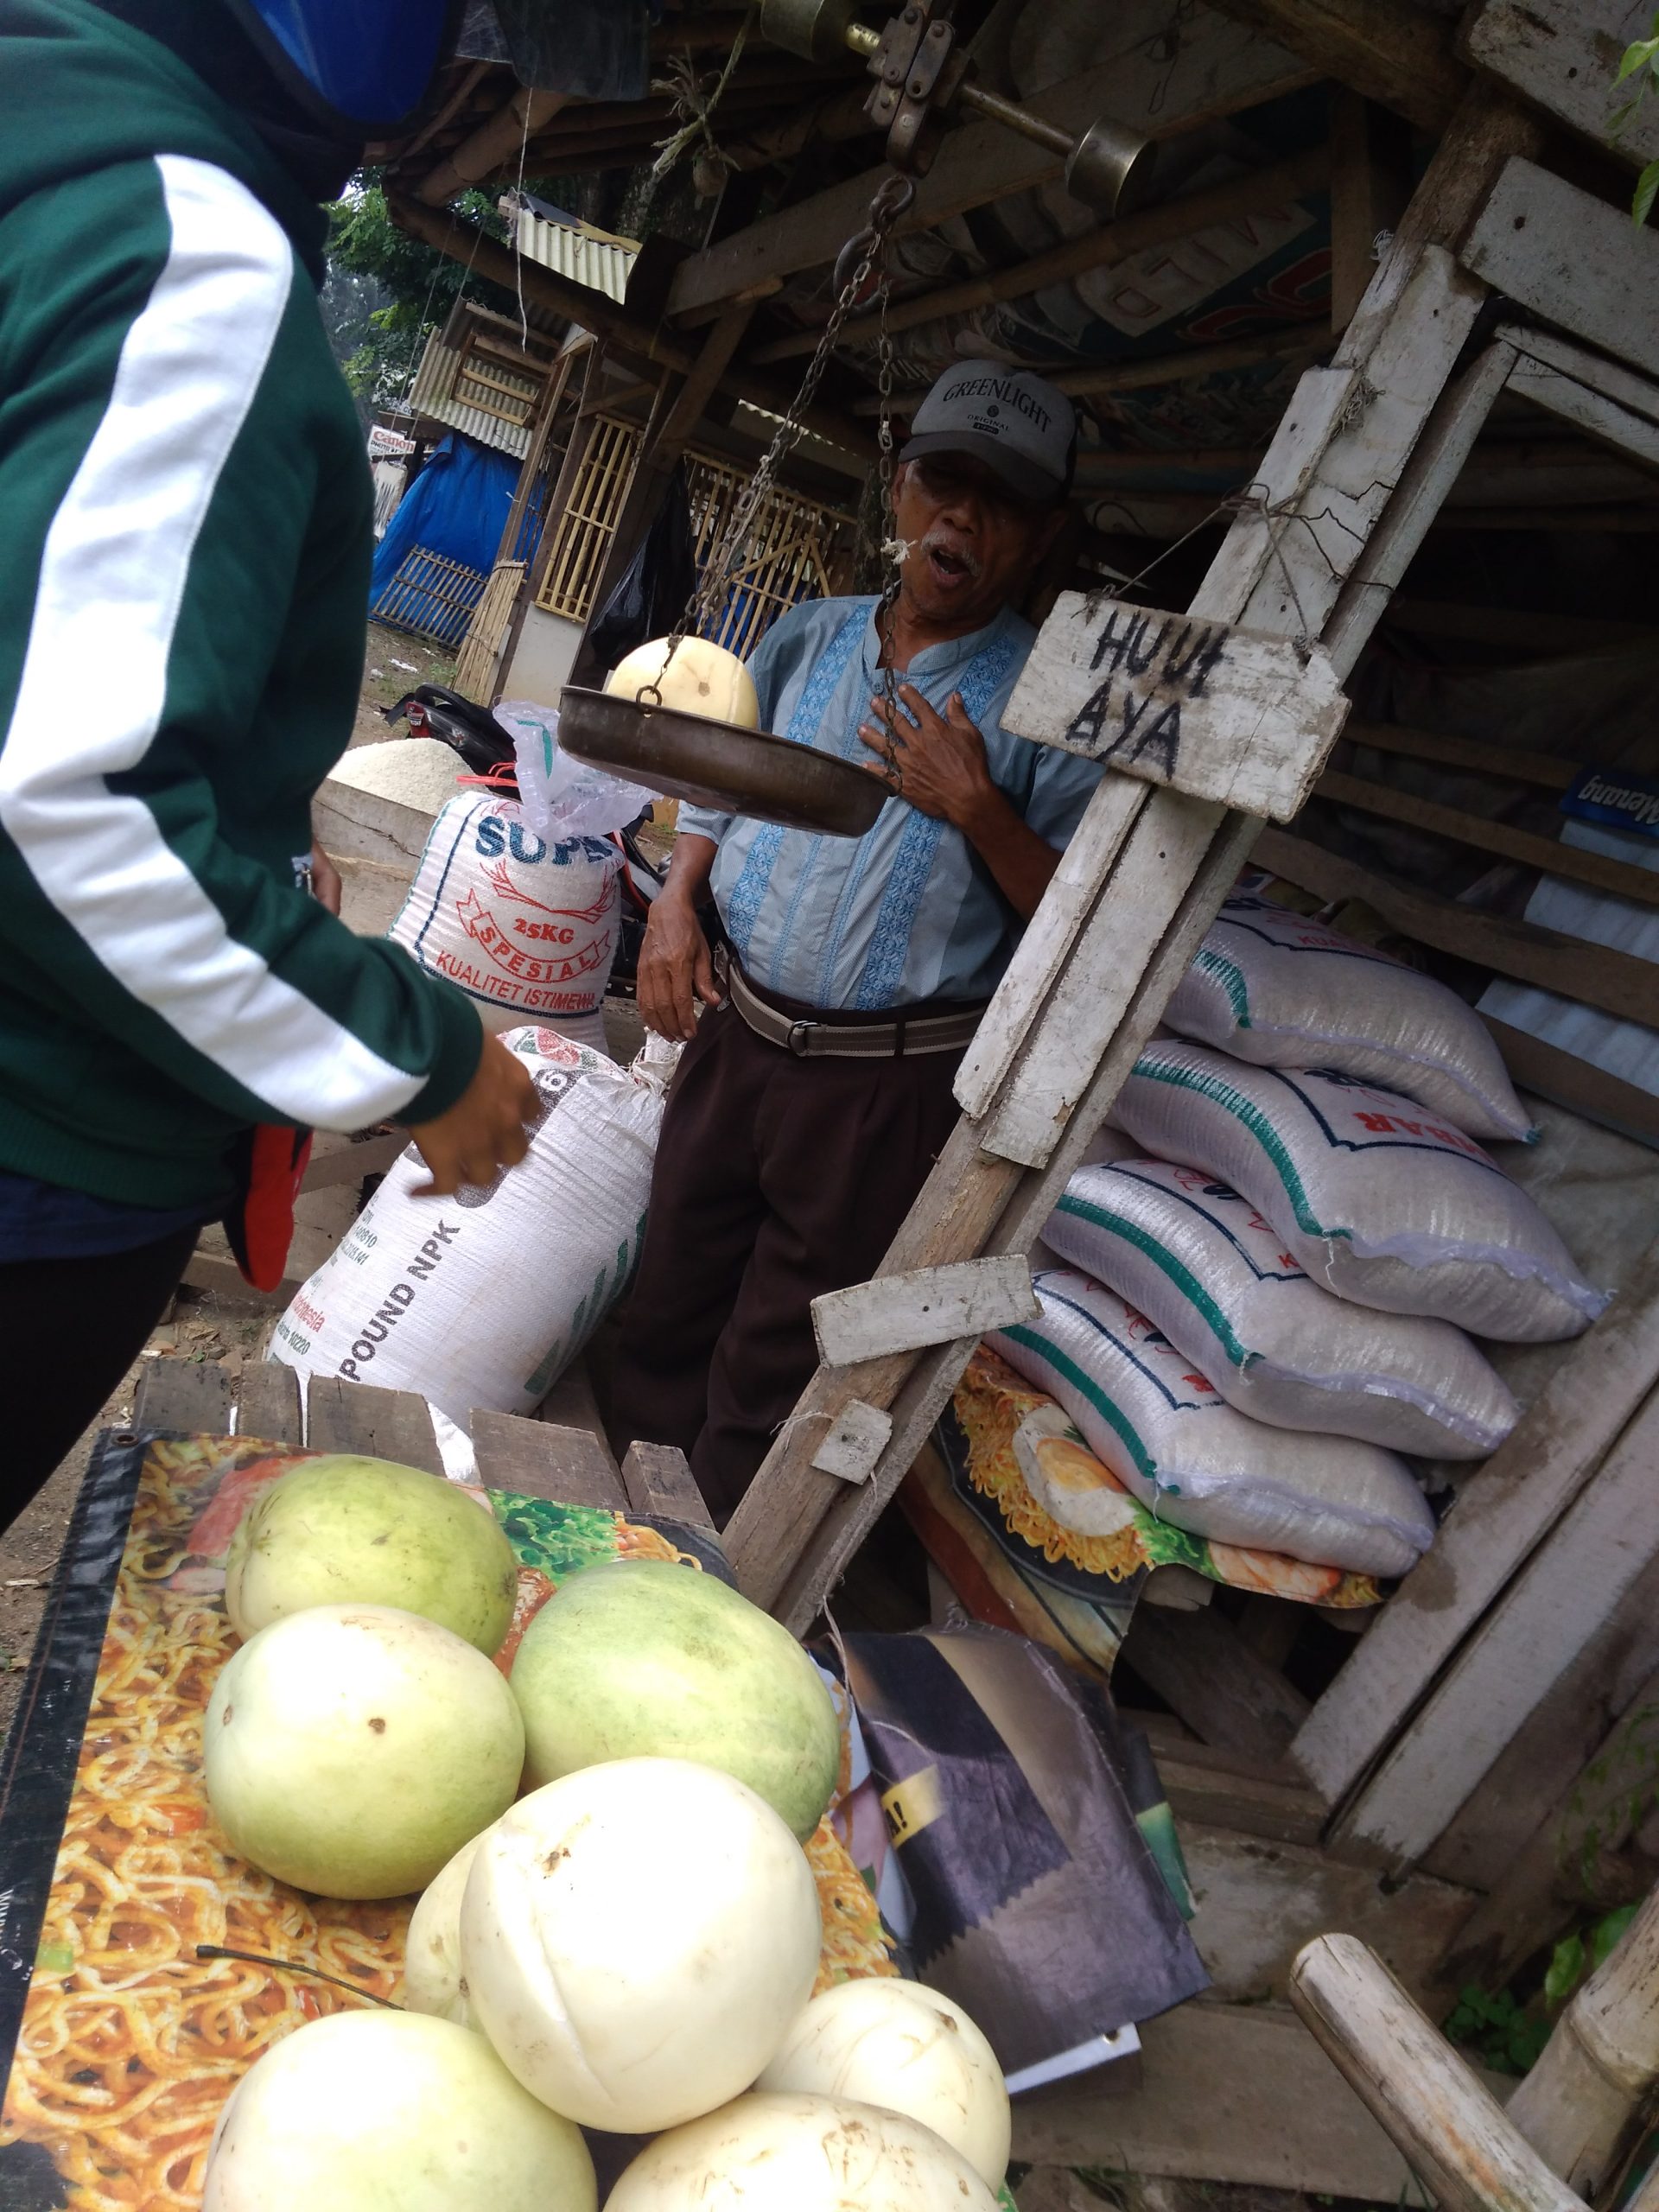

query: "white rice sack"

left=270, top=1029, right=671, bottom=1428
left=1164, top=893, right=1535, bottom=1141
left=989, top=1270, right=1434, bottom=1577
left=390, top=792, right=621, bottom=1031
left=1111, top=1039, right=1606, bottom=1343
left=1045, top=1160, right=1519, bottom=1458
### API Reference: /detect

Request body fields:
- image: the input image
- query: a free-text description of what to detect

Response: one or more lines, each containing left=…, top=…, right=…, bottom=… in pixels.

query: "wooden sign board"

left=1002, top=590, right=1350, bottom=823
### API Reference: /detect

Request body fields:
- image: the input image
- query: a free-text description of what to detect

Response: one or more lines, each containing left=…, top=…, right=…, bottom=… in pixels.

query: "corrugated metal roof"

left=514, top=207, right=639, bottom=305
left=405, top=334, right=532, bottom=458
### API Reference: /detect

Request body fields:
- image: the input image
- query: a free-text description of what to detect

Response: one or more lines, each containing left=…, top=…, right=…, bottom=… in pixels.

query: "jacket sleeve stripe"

left=0, top=152, right=430, bottom=1128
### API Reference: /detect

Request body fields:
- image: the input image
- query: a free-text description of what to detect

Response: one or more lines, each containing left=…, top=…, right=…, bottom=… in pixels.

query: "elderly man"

left=613, top=363, right=1099, bottom=1525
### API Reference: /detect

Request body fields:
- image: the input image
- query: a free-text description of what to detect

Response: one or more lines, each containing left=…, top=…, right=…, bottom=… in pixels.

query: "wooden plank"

left=236, top=1361, right=303, bottom=1447
left=473, top=1411, right=627, bottom=1509
left=1381, top=595, right=1659, bottom=653
left=810, top=1257, right=1038, bottom=1368
left=1120, top=1604, right=1311, bottom=1765
left=1484, top=1019, right=1659, bottom=1151
left=1498, top=323, right=1659, bottom=431
left=1323, top=339, right=1517, bottom=679
left=810, top=1400, right=894, bottom=1485
left=978, top=795, right=1223, bottom=1169
left=1462, top=158, right=1659, bottom=382
left=619, top=1440, right=716, bottom=1534
left=1293, top=1241, right=1659, bottom=1808
left=1315, top=766, right=1659, bottom=907
left=1205, top=0, right=1466, bottom=130
left=1509, top=1883, right=1659, bottom=2197
left=1290, top=1935, right=1581, bottom=2212
left=1342, top=717, right=1578, bottom=790
left=1012, top=1998, right=1438, bottom=2201
left=1184, top=1823, right=1476, bottom=2005
left=1005, top=590, right=1350, bottom=821
left=1461, top=0, right=1659, bottom=170
left=1335, top=1385, right=1659, bottom=1867
left=535, top=1354, right=613, bottom=1453
left=1508, top=359, right=1659, bottom=473
left=855, top=327, right=1333, bottom=416
left=1253, top=826, right=1659, bottom=1028
left=134, top=1359, right=232, bottom=1436
left=303, top=1376, right=443, bottom=1474
left=953, top=779, right=1147, bottom=1118
left=665, top=10, right=1315, bottom=319
left=1145, top=1733, right=1329, bottom=1848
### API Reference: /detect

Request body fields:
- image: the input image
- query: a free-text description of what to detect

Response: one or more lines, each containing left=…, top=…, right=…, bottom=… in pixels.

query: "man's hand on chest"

left=857, top=683, right=1000, bottom=835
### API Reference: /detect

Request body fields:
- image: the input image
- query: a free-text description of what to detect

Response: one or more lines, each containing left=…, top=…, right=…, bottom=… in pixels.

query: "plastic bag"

left=583, top=462, right=699, bottom=676
left=493, top=699, right=654, bottom=841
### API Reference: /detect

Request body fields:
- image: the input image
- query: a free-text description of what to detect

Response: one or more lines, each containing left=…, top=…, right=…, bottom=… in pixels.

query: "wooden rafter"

left=1206, top=0, right=1467, bottom=130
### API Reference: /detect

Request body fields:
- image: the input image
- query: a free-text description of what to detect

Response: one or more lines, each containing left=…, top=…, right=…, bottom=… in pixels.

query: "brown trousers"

left=611, top=995, right=966, bottom=1528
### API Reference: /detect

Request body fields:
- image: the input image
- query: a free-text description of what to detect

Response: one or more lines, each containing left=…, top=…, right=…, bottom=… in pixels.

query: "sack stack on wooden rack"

left=963, top=882, right=1607, bottom=1597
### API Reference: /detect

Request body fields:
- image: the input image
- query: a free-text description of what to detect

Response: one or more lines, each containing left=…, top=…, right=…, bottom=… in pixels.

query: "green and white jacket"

left=0, top=0, right=483, bottom=1211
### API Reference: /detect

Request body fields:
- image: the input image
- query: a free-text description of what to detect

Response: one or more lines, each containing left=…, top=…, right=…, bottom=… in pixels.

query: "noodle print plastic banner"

left=0, top=1433, right=894, bottom=2211
left=903, top=1347, right=1382, bottom=1677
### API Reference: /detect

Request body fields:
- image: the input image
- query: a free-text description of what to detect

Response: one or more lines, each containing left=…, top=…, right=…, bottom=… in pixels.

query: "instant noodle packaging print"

left=270, top=1029, right=675, bottom=1427
left=390, top=792, right=621, bottom=1046
left=1109, top=1039, right=1606, bottom=1343
left=991, top=1268, right=1437, bottom=1578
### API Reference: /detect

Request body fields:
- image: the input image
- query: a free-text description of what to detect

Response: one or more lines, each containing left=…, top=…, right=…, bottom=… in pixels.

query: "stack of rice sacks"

left=990, top=887, right=1608, bottom=1581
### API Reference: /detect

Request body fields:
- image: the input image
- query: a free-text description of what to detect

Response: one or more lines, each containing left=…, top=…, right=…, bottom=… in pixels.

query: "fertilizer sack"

left=1164, top=893, right=1535, bottom=1142
left=389, top=792, right=621, bottom=1036
left=270, top=1029, right=671, bottom=1427
left=1046, top=1160, right=1519, bottom=1458
left=1109, top=1040, right=1605, bottom=1342
left=989, top=1270, right=1434, bottom=1577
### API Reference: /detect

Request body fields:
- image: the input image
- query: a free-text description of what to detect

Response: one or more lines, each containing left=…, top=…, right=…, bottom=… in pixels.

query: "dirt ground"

left=350, top=620, right=457, bottom=747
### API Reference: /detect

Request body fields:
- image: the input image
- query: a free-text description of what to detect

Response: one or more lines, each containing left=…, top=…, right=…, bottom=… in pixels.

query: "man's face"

left=892, top=453, right=1066, bottom=631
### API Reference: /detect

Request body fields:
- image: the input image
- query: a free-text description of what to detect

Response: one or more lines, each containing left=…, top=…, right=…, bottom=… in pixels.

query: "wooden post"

left=1328, top=88, right=1414, bottom=334
left=1506, top=1885, right=1659, bottom=2201
left=1289, top=1934, right=1583, bottom=2212
left=493, top=346, right=575, bottom=569
left=496, top=340, right=607, bottom=687
left=722, top=85, right=1543, bottom=1627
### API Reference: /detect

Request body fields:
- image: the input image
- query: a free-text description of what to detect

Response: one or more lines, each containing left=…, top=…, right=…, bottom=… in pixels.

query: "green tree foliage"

left=323, top=177, right=514, bottom=407
left=1612, top=14, right=1659, bottom=224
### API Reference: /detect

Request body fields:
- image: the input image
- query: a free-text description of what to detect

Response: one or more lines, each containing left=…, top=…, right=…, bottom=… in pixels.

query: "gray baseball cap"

left=899, top=361, right=1077, bottom=505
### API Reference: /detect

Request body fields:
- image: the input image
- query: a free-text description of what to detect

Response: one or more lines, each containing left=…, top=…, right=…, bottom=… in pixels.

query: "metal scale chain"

left=642, top=169, right=914, bottom=736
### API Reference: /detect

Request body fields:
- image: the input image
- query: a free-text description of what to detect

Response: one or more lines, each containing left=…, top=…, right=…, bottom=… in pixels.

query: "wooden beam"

left=304, top=1376, right=443, bottom=1473
left=1290, top=1936, right=1581, bottom=2212
left=853, top=325, right=1330, bottom=415
left=1379, top=594, right=1659, bottom=653
left=1328, top=89, right=1415, bottom=334
left=665, top=7, right=1316, bottom=321
left=1499, top=323, right=1659, bottom=431
left=752, top=146, right=1332, bottom=365
left=472, top=1411, right=628, bottom=1509
left=1013, top=1997, right=1441, bottom=2201
left=1341, top=716, right=1577, bottom=791
left=1460, top=0, right=1659, bottom=172
left=1462, top=159, right=1659, bottom=383
left=416, top=86, right=567, bottom=207
left=1314, top=766, right=1659, bottom=907
left=134, top=1359, right=232, bottom=1436
left=1333, top=1385, right=1659, bottom=1868
left=1206, top=0, right=1466, bottom=130
left=1119, top=1605, right=1311, bottom=1763
left=1293, top=1242, right=1659, bottom=1811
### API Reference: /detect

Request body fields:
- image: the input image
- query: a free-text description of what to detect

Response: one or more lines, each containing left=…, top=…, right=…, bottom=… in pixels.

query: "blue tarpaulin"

left=370, top=432, right=531, bottom=599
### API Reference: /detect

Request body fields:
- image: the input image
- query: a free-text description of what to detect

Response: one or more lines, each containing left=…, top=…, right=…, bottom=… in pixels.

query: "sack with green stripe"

left=1109, top=1040, right=1605, bottom=1344
left=990, top=1271, right=1435, bottom=1577
left=1045, top=1160, right=1518, bottom=1458
left=1163, top=894, right=1534, bottom=1141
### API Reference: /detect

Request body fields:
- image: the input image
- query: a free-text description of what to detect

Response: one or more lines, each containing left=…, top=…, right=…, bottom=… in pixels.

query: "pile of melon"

left=199, top=1454, right=1010, bottom=2212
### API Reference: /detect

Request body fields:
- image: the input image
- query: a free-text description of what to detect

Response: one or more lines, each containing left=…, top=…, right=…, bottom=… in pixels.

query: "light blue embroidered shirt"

left=679, top=596, right=1103, bottom=1010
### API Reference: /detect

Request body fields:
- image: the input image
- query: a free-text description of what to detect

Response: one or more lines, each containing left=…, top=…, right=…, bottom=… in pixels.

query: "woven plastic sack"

left=1110, top=1039, right=1606, bottom=1343
left=270, top=1029, right=673, bottom=1427
left=1164, top=893, right=1535, bottom=1141
left=989, top=1270, right=1434, bottom=1577
left=389, top=791, right=621, bottom=1033
left=1045, top=1159, right=1519, bottom=1457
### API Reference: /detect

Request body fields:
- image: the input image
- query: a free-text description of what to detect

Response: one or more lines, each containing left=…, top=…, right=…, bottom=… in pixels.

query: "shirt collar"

left=858, top=598, right=1031, bottom=682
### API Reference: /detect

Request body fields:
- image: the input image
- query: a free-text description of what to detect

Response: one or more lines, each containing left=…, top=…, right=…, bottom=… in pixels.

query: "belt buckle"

left=785, top=1019, right=815, bottom=1057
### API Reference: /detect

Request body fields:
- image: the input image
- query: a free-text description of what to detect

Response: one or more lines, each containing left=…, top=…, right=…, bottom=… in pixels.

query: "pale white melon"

left=606, top=636, right=760, bottom=727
